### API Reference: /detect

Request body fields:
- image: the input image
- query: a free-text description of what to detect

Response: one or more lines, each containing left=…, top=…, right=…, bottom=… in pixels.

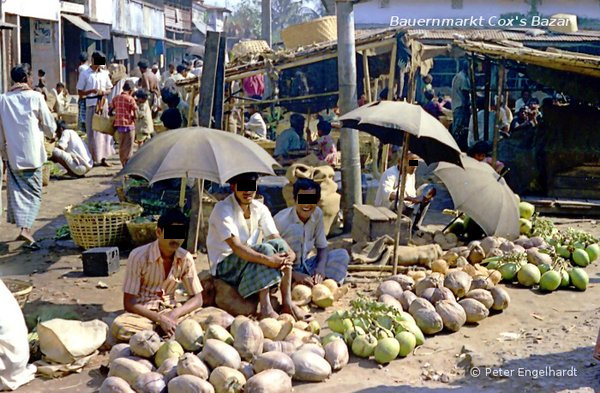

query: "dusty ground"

left=1, top=157, right=599, bottom=393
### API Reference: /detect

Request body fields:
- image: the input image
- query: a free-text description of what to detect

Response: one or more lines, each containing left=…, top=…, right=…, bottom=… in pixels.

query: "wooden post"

left=468, top=55, right=479, bottom=144
left=492, top=64, right=505, bottom=165
left=186, top=179, right=202, bottom=254
left=361, top=50, right=371, bottom=102
left=213, top=35, right=227, bottom=129
left=198, top=31, right=221, bottom=127
left=380, top=41, right=397, bottom=174
left=483, top=59, right=491, bottom=142
left=391, top=65, right=417, bottom=275
left=362, top=49, right=380, bottom=177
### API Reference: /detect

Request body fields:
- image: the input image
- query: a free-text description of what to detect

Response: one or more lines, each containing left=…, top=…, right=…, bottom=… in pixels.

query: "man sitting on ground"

left=112, top=209, right=203, bottom=339
left=207, top=172, right=305, bottom=320
left=274, top=179, right=349, bottom=287
left=50, top=120, right=93, bottom=177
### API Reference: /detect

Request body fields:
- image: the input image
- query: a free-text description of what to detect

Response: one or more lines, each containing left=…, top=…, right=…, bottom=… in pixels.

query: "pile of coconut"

left=102, top=307, right=349, bottom=393
left=376, top=239, right=512, bottom=336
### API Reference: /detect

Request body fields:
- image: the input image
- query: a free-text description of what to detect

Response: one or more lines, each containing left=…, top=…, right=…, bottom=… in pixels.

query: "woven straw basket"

left=231, top=40, right=271, bottom=58
left=127, top=220, right=158, bottom=246
left=92, top=114, right=115, bottom=136
left=65, top=202, right=143, bottom=249
left=281, top=16, right=337, bottom=50
left=5, top=278, right=33, bottom=310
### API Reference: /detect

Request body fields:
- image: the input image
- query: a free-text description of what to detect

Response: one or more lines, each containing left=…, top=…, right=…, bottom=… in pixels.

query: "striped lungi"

left=294, top=249, right=350, bottom=284
left=6, top=166, right=42, bottom=229
left=216, top=238, right=287, bottom=298
left=77, top=99, right=86, bottom=132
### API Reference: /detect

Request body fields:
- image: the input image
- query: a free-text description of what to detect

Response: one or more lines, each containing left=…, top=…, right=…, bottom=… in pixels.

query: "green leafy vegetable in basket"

left=55, top=224, right=71, bottom=240
left=132, top=215, right=158, bottom=224
left=72, top=201, right=127, bottom=214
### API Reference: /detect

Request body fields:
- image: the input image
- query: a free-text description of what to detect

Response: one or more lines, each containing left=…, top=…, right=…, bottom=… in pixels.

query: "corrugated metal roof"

left=405, top=28, right=600, bottom=42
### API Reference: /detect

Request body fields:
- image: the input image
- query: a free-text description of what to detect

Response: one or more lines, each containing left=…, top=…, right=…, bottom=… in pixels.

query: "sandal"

left=23, top=242, right=40, bottom=251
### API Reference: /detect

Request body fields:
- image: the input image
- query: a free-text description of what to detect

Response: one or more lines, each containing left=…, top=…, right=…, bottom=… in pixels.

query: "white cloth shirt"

left=207, top=194, right=279, bottom=275
left=57, top=129, right=93, bottom=168
left=77, top=68, right=113, bottom=107
left=0, top=89, right=56, bottom=170
left=374, top=165, right=417, bottom=210
left=274, top=206, right=328, bottom=264
left=467, top=108, right=510, bottom=148
left=0, top=279, right=37, bottom=390
left=245, top=112, right=267, bottom=139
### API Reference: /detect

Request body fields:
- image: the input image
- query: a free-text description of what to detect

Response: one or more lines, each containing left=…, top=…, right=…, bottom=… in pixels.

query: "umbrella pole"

left=179, top=176, right=188, bottom=209
left=392, top=132, right=411, bottom=275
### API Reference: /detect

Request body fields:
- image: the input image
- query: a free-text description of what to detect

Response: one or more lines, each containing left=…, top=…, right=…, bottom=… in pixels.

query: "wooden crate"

left=351, top=204, right=411, bottom=244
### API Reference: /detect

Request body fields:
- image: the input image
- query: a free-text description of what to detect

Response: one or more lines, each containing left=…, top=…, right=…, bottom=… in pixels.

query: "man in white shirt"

left=49, top=121, right=93, bottom=177
left=244, top=103, right=267, bottom=140
left=274, top=179, right=349, bottom=286
left=161, top=63, right=176, bottom=87
left=0, top=64, right=56, bottom=247
left=207, top=172, right=305, bottom=320
left=77, top=51, right=114, bottom=167
left=467, top=97, right=510, bottom=148
left=191, top=59, right=203, bottom=78
left=151, top=64, right=161, bottom=85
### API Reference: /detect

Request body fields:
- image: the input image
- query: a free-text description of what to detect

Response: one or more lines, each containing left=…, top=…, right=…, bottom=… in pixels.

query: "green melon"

left=572, top=249, right=590, bottom=267
left=498, top=263, right=520, bottom=281
left=517, top=264, right=541, bottom=287
left=569, top=268, right=589, bottom=291
left=539, top=271, right=561, bottom=292
left=585, top=243, right=600, bottom=262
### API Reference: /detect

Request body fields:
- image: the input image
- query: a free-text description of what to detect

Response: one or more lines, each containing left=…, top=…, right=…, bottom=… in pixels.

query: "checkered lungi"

left=294, top=249, right=350, bottom=284
left=6, top=166, right=42, bottom=229
left=216, top=238, right=287, bottom=298
left=77, top=99, right=86, bottom=132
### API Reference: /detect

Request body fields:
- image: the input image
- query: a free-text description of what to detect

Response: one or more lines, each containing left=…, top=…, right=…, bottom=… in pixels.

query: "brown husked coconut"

left=435, top=300, right=466, bottom=332
left=175, top=318, right=204, bottom=352
left=298, top=343, right=325, bottom=358
left=444, top=271, right=473, bottom=298
left=233, top=320, right=264, bottom=361
left=408, top=270, right=427, bottom=282
left=459, top=299, right=490, bottom=323
left=409, top=298, right=435, bottom=316
left=462, top=264, right=478, bottom=278
left=259, top=318, right=282, bottom=340
left=108, top=358, right=151, bottom=386
left=441, top=251, right=459, bottom=267
left=238, top=361, right=255, bottom=380
left=191, top=307, right=234, bottom=330
left=290, top=350, right=332, bottom=382
left=262, top=339, right=296, bottom=355
left=399, top=290, right=417, bottom=311
left=168, top=375, right=215, bottom=393
left=109, top=344, right=132, bottom=363
left=129, top=330, right=162, bottom=359
left=156, top=357, right=178, bottom=383
left=253, top=351, right=295, bottom=377
left=209, top=367, right=246, bottom=393
left=99, top=376, right=135, bottom=393
left=387, top=274, right=415, bottom=291
left=469, top=276, right=494, bottom=291
left=277, top=314, right=296, bottom=325
left=465, top=289, right=494, bottom=309
left=430, top=287, right=456, bottom=305
left=324, top=339, right=349, bottom=371
left=133, top=372, right=166, bottom=393
left=177, top=353, right=209, bottom=380
left=455, top=256, right=468, bottom=267
left=412, top=309, right=443, bottom=335
left=414, top=274, right=444, bottom=297
left=291, top=285, right=312, bottom=306
left=200, top=339, right=241, bottom=370
left=486, top=248, right=503, bottom=258
left=431, top=259, right=449, bottom=274
left=480, top=237, right=500, bottom=255
left=488, top=270, right=502, bottom=285
left=245, top=369, right=293, bottom=393
left=420, top=287, right=436, bottom=303
left=468, top=245, right=485, bottom=265
left=378, top=294, right=403, bottom=311
left=230, top=315, right=250, bottom=339
left=490, top=287, right=511, bottom=311
left=124, top=356, right=155, bottom=372
left=376, top=280, right=403, bottom=300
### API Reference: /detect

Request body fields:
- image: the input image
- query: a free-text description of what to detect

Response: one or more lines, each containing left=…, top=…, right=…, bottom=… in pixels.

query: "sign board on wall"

left=33, top=20, right=52, bottom=45
left=60, top=2, right=85, bottom=15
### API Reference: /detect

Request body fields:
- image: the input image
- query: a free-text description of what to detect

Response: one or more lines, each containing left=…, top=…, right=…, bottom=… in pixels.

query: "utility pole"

left=336, top=0, right=361, bottom=232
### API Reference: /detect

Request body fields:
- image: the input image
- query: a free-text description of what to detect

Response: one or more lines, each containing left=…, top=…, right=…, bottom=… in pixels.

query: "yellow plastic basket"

left=65, top=202, right=143, bottom=249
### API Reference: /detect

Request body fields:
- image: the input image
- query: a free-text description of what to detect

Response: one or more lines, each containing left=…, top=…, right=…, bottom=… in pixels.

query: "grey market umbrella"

left=339, top=100, right=462, bottom=167
left=434, top=154, right=519, bottom=239
left=120, top=127, right=279, bottom=184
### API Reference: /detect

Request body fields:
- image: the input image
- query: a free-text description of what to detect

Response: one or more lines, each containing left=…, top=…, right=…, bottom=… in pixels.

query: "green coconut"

left=556, top=245, right=571, bottom=259
left=519, top=218, right=532, bottom=235
left=395, top=332, right=416, bottom=358
left=569, top=268, right=589, bottom=291
left=374, top=338, right=400, bottom=364
left=539, top=270, right=561, bottom=292
left=326, top=311, right=346, bottom=334
left=586, top=243, right=600, bottom=262
left=321, top=332, right=344, bottom=346
left=519, top=202, right=535, bottom=220
left=537, top=263, right=552, bottom=275
left=517, top=264, right=541, bottom=287
left=572, top=249, right=590, bottom=267
left=351, top=334, right=377, bottom=358
left=498, top=263, right=520, bottom=281
left=560, top=270, right=570, bottom=287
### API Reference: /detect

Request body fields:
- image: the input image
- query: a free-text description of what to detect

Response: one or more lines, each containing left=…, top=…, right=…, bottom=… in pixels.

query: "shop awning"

left=164, top=38, right=205, bottom=56
left=86, top=23, right=111, bottom=40
left=62, top=13, right=102, bottom=40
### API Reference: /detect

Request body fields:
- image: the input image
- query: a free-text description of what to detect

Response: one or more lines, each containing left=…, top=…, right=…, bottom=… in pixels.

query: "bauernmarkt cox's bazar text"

left=389, top=15, right=572, bottom=28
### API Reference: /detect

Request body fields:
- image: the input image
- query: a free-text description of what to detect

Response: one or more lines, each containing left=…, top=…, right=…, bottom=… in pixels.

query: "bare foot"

left=258, top=308, right=278, bottom=320
left=17, top=229, right=35, bottom=244
left=282, top=303, right=309, bottom=321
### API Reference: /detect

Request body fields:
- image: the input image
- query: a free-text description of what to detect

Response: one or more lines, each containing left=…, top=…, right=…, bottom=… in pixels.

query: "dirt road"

left=2, top=160, right=599, bottom=393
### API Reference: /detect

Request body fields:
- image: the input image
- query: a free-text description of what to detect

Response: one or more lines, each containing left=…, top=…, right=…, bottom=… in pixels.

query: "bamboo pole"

left=492, top=64, right=505, bottom=165
left=483, top=59, right=491, bottom=142
left=361, top=50, right=371, bottom=101
left=362, top=49, right=380, bottom=178
left=179, top=176, right=188, bottom=209
left=468, top=55, right=479, bottom=143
